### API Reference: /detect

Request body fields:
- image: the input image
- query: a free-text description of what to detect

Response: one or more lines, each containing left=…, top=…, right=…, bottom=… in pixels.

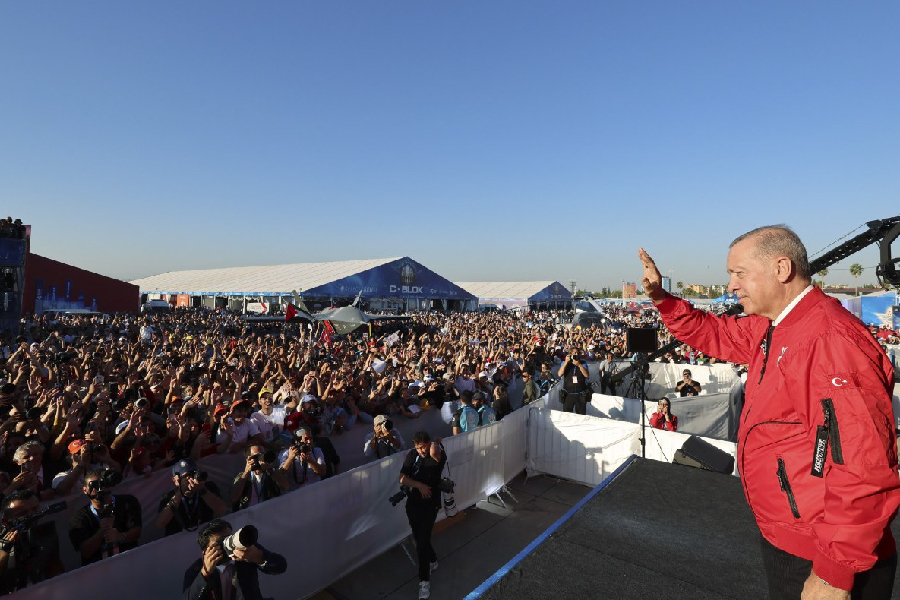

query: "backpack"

left=458, top=404, right=480, bottom=432
left=478, top=404, right=497, bottom=426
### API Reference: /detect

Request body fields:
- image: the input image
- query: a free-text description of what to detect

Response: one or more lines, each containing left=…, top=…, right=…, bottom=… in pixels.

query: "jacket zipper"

left=777, top=457, right=801, bottom=519
left=757, top=324, right=775, bottom=385
left=822, top=398, right=843, bottom=464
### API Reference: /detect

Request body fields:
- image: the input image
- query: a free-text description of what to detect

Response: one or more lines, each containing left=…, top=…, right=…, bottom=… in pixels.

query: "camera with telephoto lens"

left=438, top=477, right=455, bottom=494
left=292, top=441, right=311, bottom=454
left=0, top=501, right=67, bottom=540
left=221, top=525, right=258, bottom=558
left=380, top=419, right=393, bottom=432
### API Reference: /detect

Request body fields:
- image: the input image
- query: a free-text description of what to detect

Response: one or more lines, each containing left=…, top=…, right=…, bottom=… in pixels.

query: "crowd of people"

left=0, top=298, right=895, bottom=594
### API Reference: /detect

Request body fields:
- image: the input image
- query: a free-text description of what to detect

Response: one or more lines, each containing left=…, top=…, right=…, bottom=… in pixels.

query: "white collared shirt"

left=773, top=285, right=814, bottom=326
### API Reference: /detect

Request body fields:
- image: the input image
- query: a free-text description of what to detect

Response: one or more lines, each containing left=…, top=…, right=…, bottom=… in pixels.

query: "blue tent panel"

left=529, top=282, right=572, bottom=302
left=305, top=257, right=477, bottom=301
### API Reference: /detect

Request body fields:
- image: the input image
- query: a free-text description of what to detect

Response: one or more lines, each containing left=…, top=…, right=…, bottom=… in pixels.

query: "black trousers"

left=600, top=375, right=616, bottom=396
left=407, top=502, right=439, bottom=582
left=760, top=535, right=896, bottom=600
left=562, top=390, right=587, bottom=414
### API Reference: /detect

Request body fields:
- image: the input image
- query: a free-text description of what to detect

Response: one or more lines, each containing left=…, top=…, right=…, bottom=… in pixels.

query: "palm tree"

left=817, top=268, right=828, bottom=290
left=849, top=263, right=863, bottom=296
left=676, top=281, right=683, bottom=297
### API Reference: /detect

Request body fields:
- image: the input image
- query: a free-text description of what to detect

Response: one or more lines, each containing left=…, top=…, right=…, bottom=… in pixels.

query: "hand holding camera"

left=201, top=542, right=226, bottom=578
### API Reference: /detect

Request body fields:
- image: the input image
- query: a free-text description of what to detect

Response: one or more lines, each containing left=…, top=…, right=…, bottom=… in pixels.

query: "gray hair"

left=730, top=225, right=811, bottom=280
left=13, top=440, right=43, bottom=463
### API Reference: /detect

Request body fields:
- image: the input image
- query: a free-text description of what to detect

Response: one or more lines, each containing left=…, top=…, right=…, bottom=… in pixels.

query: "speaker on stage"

left=673, top=435, right=735, bottom=475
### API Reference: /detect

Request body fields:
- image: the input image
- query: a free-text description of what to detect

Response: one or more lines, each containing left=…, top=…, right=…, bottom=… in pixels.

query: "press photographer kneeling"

left=183, top=519, right=286, bottom=600
left=397, top=431, right=447, bottom=600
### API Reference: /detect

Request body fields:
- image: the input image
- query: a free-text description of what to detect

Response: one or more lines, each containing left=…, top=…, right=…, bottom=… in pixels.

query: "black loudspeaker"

left=672, top=435, right=735, bottom=474
left=626, top=328, right=658, bottom=353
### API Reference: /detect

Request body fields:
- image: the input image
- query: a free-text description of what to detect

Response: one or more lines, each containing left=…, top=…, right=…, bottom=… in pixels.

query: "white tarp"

left=525, top=407, right=739, bottom=486
left=526, top=406, right=640, bottom=487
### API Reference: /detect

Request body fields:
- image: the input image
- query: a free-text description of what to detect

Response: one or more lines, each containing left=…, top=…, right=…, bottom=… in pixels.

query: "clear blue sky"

left=2, top=2, right=898, bottom=292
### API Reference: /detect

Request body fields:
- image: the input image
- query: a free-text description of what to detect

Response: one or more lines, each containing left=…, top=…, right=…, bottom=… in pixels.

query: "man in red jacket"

left=639, top=225, right=900, bottom=600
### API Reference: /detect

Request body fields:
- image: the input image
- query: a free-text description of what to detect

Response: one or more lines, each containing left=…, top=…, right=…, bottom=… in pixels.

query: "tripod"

left=625, top=353, right=651, bottom=459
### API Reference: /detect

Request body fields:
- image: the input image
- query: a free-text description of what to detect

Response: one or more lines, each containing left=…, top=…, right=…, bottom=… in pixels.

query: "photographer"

left=363, top=414, right=405, bottom=461
left=156, top=458, right=226, bottom=537
left=277, top=428, right=326, bottom=489
left=231, top=444, right=289, bottom=511
left=68, top=468, right=142, bottom=566
left=0, top=489, right=64, bottom=593
left=398, top=431, right=446, bottom=600
left=182, top=519, right=287, bottom=600
left=675, top=369, right=702, bottom=397
left=597, top=351, right=619, bottom=396
left=558, top=347, right=589, bottom=414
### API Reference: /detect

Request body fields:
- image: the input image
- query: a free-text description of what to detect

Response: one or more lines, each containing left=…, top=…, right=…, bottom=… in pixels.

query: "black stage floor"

left=469, top=457, right=900, bottom=600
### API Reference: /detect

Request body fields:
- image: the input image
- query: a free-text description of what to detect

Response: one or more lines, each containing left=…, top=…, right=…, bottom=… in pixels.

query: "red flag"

left=320, top=320, right=335, bottom=345
left=285, top=303, right=312, bottom=322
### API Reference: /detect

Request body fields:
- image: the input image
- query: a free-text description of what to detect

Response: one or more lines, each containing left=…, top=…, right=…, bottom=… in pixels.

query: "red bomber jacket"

left=657, top=287, right=900, bottom=590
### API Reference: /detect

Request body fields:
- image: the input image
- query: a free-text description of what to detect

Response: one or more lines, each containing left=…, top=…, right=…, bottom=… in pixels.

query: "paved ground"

left=312, top=472, right=591, bottom=600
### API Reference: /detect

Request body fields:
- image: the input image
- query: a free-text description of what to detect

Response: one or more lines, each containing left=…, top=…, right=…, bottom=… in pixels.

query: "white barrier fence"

left=17, top=406, right=529, bottom=600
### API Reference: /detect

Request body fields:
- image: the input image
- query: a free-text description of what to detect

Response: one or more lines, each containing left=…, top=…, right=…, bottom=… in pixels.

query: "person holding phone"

left=649, top=398, right=677, bottom=431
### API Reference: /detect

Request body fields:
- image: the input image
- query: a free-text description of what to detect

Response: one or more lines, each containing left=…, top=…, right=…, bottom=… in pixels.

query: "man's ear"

left=774, top=256, right=795, bottom=283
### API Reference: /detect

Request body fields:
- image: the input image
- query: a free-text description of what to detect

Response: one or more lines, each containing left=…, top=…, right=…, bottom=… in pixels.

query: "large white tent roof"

left=130, top=258, right=401, bottom=295
left=455, top=281, right=566, bottom=301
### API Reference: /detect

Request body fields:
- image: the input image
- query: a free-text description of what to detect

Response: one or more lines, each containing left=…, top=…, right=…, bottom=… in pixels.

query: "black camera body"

left=87, top=469, right=122, bottom=497
left=438, top=477, right=455, bottom=494
left=96, top=503, right=115, bottom=519
left=293, top=442, right=311, bottom=454
left=389, top=486, right=410, bottom=507
left=250, top=450, right=278, bottom=470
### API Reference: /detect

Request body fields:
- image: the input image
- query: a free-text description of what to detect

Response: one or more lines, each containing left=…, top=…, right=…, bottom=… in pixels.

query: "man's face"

left=414, top=442, right=430, bottom=459
left=683, top=371, right=691, bottom=381
left=727, top=237, right=783, bottom=319
left=15, top=448, right=41, bottom=469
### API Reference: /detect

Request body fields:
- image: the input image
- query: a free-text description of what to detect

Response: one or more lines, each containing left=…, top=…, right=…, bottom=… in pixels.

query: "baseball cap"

left=374, top=414, right=388, bottom=426
left=478, top=371, right=488, bottom=378
left=68, top=439, right=87, bottom=455
left=230, top=399, right=250, bottom=412
left=214, top=403, right=228, bottom=416
left=172, top=458, right=198, bottom=477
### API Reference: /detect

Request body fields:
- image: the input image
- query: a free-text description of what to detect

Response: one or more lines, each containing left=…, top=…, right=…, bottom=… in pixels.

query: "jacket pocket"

left=810, top=398, right=844, bottom=478
left=777, top=457, right=801, bottom=519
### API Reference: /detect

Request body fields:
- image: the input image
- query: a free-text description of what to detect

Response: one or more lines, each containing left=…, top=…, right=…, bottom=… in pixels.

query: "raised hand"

left=638, top=247, right=666, bottom=303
